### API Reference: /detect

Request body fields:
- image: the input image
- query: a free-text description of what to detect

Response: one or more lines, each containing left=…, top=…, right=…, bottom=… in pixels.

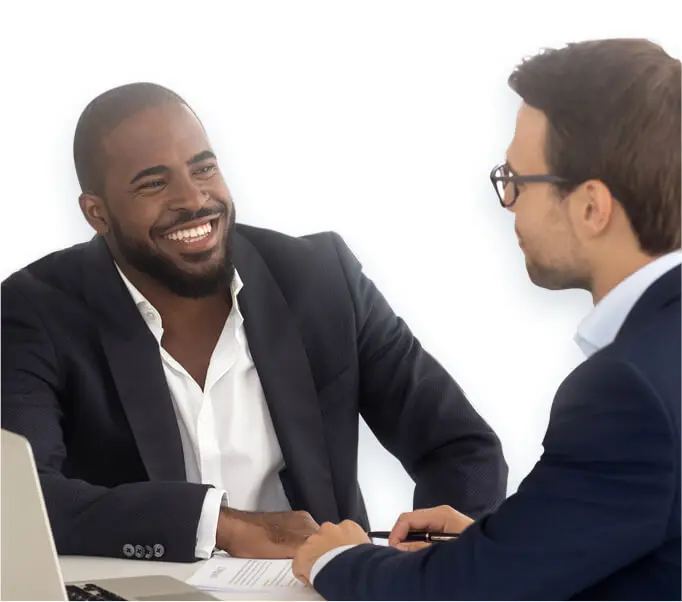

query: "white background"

left=1, top=1, right=679, bottom=528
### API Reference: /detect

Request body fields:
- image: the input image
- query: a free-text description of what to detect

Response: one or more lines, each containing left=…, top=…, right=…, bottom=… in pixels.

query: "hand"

left=388, top=505, right=475, bottom=552
left=293, top=520, right=371, bottom=585
left=216, top=508, right=319, bottom=558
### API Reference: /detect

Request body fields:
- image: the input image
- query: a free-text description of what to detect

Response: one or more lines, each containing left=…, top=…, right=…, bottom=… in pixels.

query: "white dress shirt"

left=115, top=266, right=291, bottom=558
left=575, top=250, right=682, bottom=357
left=309, top=249, right=682, bottom=584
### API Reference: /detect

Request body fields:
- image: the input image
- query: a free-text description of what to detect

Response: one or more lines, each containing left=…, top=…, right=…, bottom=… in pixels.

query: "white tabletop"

left=60, top=555, right=202, bottom=583
left=59, top=556, right=323, bottom=601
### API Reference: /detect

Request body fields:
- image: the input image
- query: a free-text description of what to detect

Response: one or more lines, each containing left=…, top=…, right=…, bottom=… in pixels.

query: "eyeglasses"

left=489, top=162, right=570, bottom=208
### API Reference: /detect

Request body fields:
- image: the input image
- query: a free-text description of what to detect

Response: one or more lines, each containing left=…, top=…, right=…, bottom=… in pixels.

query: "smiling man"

left=1, top=83, right=506, bottom=563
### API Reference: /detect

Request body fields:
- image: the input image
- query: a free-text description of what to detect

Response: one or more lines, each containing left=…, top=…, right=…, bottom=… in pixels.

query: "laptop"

left=1, top=429, right=218, bottom=601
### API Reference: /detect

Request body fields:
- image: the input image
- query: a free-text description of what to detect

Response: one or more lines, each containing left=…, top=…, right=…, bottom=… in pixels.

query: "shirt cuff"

left=194, top=488, right=227, bottom=559
left=310, top=545, right=358, bottom=584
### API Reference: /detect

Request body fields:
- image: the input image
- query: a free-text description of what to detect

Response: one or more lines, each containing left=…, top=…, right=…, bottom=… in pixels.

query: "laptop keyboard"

left=66, top=584, right=127, bottom=601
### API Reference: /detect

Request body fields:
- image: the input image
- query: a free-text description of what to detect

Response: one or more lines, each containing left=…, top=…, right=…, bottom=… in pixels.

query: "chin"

left=177, top=247, right=223, bottom=266
left=526, top=261, right=586, bottom=292
left=526, top=259, right=558, bottom=290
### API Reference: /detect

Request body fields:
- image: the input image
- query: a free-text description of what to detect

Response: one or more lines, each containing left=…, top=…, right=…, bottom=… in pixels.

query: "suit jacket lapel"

left=83, top=237, right=186, bottom=482
left=233, top=233, right=340, bottom=523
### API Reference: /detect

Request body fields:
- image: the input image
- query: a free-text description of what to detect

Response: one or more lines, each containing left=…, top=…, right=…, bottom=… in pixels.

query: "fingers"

left=387, top=505, right=473, bottom=547
left=388, top=506, right=452, bottom=547
left=295, top=510, right=320, bottom=531
left=388, top=515, right=412, bottom=547
left=292, top=542, right=312, bottom=585
left=292, top=522, right=337, bottom=586
left=292, top=521, right=369, bottom=585
left=340, top=519, right=371, bottom=541
left=395, top=541, right=432, bottom=552
left=320, top=520, right=340, bottom=533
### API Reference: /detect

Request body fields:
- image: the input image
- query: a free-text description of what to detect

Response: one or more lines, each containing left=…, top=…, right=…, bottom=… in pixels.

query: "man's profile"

left=293, top=37, right=681, bottom=601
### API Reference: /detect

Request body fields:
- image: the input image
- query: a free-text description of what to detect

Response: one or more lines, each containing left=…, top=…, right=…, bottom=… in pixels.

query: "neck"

left=590, top=249, right=659, bottom=305
left=116, top=259, right=232, bottom=324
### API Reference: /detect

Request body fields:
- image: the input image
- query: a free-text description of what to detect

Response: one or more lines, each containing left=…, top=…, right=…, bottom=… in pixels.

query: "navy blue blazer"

left=315, top=265, right=681, bottom=600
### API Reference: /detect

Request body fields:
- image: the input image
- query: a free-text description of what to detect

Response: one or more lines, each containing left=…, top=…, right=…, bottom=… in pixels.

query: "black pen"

left=368, top=530, right=460, bottom=542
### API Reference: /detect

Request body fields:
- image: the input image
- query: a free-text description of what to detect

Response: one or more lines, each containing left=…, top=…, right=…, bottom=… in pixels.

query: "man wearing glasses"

left=293, top=38, right=681, bottom=600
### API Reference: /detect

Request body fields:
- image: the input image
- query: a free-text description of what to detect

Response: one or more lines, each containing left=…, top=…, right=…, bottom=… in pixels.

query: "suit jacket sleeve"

left=1, top=283, right=212, bottom=562
left=330, top=233, right=507, bottom=517
left=313, top=356, right=677, bottom=600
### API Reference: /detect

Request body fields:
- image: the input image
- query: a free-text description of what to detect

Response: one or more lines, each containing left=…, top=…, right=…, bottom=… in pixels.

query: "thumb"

left=396, top=542, right=432, bottom=552
left=292, top=553, right=311, bottom=585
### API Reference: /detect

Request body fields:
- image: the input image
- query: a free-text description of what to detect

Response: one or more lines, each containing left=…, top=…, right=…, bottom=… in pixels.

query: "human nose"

left=166, top=174, right=209, bottom=213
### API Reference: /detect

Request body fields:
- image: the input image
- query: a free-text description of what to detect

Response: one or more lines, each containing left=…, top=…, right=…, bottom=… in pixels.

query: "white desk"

left=60, top=555, right=202, bottom=583
left=59, top=556, right=323, bottom=601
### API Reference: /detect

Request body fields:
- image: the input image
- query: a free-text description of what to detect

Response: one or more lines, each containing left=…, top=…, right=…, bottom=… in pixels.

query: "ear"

left=79, top=193, right=110, bottom=235
left=571, top=179, right=614, bottom=239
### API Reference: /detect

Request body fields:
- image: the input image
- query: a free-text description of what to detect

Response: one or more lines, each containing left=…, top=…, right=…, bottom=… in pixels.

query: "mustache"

left=155, top=204, right=228, bottom=234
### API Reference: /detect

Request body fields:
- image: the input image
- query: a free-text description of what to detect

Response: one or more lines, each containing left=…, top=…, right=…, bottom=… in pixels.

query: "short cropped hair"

left=73, top=82, right=191, bottom=195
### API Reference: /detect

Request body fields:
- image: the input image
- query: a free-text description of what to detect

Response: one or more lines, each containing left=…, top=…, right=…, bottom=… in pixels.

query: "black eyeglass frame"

left=489, top=162, right=572, bottom=208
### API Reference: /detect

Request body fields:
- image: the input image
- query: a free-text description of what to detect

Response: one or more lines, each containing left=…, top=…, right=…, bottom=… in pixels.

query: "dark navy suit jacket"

left=1, top=226, right=506, bottom=562
left=315, top=265, right=681, bottom=600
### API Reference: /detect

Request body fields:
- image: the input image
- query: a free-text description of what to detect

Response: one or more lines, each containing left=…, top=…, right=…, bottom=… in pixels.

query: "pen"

left=368, top=530, right=460, bottom=542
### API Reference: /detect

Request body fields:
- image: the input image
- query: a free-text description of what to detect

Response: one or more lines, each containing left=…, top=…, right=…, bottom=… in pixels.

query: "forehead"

left=506, top=103, right=549, bottom=172
left=102, top=102, right=210, bottom=175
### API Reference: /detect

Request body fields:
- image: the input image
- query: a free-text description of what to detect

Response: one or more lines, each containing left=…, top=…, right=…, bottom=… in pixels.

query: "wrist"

left=216, top=507, right=233, bottom=551
left=216, top=507, right=248, bottom=551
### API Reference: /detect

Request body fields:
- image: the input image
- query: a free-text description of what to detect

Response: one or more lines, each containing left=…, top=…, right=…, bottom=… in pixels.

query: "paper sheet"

left=187, top=554, right=322, bottom=599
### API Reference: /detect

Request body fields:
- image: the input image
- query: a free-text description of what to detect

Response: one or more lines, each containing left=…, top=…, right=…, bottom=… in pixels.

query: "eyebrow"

left=188, top=150, right=216, bottom=165
left=129, top=164, right=168, bottom=185
left=129, top=150, right=217, bottom=185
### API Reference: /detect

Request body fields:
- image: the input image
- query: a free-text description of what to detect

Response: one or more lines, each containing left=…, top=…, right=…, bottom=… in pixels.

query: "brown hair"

left=508, top=38, right=681, bottom=255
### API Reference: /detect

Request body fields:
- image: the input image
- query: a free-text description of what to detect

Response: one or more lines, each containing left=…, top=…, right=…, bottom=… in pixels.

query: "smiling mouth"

left=162, top=218, right=219, bottom=244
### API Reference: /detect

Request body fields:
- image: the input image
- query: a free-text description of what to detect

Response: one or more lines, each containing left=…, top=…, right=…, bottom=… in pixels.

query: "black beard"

left=110, top=209, right=236, bottom=299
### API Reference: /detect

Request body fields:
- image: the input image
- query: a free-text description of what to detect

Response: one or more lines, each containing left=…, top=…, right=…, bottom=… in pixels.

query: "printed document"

left=187, top=554, right=322, bottom=599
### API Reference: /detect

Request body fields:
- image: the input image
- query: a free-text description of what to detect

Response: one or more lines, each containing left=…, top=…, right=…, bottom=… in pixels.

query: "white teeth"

left=164, top=222, right=213, bottom=241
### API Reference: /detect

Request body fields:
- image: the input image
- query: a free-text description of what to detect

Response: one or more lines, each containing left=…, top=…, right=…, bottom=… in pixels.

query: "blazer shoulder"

left=235, top=224, right=357, bottom=278
left=236, top=223, right=345, bottom=257
left=2, top=242, right=90, bottom=304
left=555, top=355, right=669, bottom=415
left=608, top=299, right=680, bottom=363
left=548, top=355, right=677, bottom=459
